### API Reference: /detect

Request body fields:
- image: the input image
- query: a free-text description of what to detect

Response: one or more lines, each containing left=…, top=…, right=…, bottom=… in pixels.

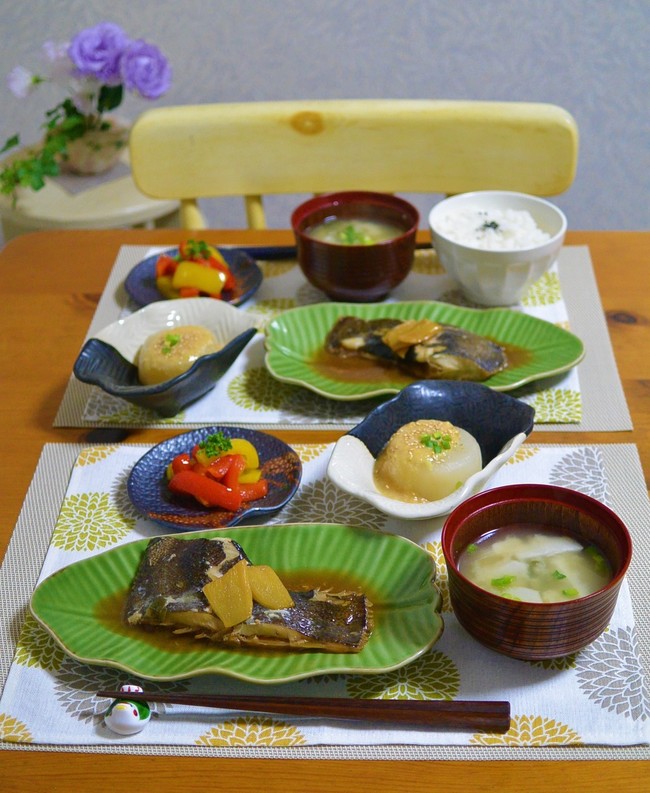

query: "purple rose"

left=68, top=22, right=129, bottom=85
left=120, top=40, right=171, bottom=99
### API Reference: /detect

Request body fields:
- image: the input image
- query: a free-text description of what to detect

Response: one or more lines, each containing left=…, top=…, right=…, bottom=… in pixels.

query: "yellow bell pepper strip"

left=168, top=470, right=242, bottom=511
left=155, top=274, right=178, bottom=299
left=155, top=241, right=235, bottom=299
left=209, top=256, right=236, bottom=291
left=172, top=261, right=226, bottom=296
left=238, top=467, right=262, bottom=484
left=228, top=438, right=259, bottom=469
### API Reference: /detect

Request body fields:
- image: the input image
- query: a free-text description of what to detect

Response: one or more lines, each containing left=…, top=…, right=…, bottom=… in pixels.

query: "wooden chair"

left=128, top=99, right=579, bottom=230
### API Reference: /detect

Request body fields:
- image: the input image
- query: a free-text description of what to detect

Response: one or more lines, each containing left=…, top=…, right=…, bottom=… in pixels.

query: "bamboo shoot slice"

left=203, top=561, right=252, bottom=627
left=247, top=565, right=295, bottom=610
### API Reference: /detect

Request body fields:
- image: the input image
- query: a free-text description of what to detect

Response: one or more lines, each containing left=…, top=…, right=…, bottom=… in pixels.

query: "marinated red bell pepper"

left=205, top=454, right=234, bottom=481
left=178, top=286, right=201, bottom=297
left=223, top=454, right=247, bottom=490
left=167, top=432, right=269, bottom=511
left=171, top=453, right=192, bottom=474
left=239, top=479, right=269, bottom=501
left=168, top=470, right=242, bottom=511
left=155, top=254, right=177, bottom=278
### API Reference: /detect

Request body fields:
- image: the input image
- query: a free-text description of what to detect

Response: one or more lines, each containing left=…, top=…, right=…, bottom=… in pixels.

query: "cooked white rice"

left=434, top=207, right=551, bottom=250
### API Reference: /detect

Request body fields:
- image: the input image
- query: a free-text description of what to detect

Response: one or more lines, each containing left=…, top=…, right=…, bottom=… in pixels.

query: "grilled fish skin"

left=325, top=316, right=507, bottom=381
left=224, top=589, right=371, bottom=653
left=124, top=536, right=248, bottom=631
left=124, top=536, right=372, bottom=653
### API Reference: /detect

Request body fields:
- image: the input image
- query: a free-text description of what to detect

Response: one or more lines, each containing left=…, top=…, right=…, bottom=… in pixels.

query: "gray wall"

left=1, top=0, right=648, bottom=231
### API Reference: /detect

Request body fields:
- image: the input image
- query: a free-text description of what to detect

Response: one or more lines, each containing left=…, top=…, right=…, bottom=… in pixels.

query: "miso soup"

left=458, top=524, right=612, bottom=603
left=306, top=218, right=403, bottom=245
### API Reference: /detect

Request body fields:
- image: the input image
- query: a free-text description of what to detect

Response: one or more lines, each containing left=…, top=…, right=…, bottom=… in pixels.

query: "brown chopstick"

left=97, top=690, right=510, bottom=733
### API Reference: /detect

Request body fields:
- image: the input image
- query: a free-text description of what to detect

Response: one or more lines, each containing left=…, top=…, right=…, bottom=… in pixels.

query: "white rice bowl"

left=433, top=207, right=551, bottom=251
left=429, top=191, right=567, bottom=306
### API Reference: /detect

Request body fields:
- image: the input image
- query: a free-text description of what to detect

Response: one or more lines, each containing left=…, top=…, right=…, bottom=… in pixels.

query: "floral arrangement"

left=1, top=21, right=172, bottom=200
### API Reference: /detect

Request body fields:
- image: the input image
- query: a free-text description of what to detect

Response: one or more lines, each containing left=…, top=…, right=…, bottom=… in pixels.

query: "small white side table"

left=0, top=154, right=179, bottom=242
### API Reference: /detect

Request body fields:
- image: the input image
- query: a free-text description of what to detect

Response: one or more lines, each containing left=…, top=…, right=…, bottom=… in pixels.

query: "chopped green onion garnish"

left=161, top=333, right=181, bottom=355
left=552, top=569, right=567, bottom=580
left=337, top=225, right=373, bottom=245
left=586, top=546, right=608, bottom=573
left=466, top=543, right=479, bottom=553
left=420, top=432, right=452, bottom=454
left=562, top=588, right=579, bottom=598
left=491, top=575, right=516, bottom=589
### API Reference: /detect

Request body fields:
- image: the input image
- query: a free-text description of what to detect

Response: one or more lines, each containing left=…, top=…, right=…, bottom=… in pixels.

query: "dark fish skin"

left=325, top=316, right=507, bottom=381
left=124, top=536, right=249, bottom=626
left=225, top=590, right=372, bottom=653
left=123, top=536, right=372, bottom=653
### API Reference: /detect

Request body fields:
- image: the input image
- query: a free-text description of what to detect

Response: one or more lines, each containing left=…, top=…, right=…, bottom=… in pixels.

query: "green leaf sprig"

left=199, top=432, right=233, bottom=459
left=0, top=93, right=123, bottom=204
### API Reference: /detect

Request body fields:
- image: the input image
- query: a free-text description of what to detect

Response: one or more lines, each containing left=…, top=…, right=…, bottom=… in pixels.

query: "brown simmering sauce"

left=312, top=340, right=531, bottom=384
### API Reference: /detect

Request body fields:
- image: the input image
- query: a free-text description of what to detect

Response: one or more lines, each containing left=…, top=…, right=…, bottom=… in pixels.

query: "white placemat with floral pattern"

left=1, top=442, right=648, bottom=752
left=52, top=244, right=632, bottom=431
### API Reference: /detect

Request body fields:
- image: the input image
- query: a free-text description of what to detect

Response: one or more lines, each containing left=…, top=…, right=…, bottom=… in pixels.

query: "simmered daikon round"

left=458, top=524, right=613, bottom=602
left=137, top=325, right=221, bottom=385
left=373, top=419, right=482, bottom=502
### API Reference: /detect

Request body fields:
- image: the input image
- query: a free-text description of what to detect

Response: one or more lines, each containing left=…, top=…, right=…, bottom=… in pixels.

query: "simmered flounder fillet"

left=123, top=536, right=372, bottom=653
left=325, top=316, right=507, bottom=381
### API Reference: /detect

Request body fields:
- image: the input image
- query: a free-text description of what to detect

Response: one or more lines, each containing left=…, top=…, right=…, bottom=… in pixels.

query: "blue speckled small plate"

left=327, top=381, right=535, bottom=519
left=127, top=426, right=302, bottom=530
left=125, top=247, right=263, bottom=307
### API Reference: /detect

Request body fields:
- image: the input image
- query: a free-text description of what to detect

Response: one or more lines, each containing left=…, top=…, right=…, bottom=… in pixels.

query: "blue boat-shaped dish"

left=327, top=380, right=535, bottom=519
left=73, top=298, right=259, bottom=417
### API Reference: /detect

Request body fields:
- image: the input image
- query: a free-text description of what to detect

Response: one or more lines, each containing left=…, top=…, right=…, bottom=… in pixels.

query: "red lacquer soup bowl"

left=441, top=484, right=632, bottom=660
left=291, top=191, right=419, bottom=302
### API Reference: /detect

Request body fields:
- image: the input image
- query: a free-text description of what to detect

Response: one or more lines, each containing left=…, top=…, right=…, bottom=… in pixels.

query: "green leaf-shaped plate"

left=30, top=523, right=442, bottom=683
left=264, top=301, right=585, bottom=399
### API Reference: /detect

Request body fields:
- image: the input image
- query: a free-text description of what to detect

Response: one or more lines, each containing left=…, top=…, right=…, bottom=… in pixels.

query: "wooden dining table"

left=1, top=228, right=648, bottom=792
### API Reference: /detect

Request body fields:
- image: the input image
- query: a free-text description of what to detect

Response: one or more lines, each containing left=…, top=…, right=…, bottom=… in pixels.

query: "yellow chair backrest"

left=129, top=99, right=578, bottom=229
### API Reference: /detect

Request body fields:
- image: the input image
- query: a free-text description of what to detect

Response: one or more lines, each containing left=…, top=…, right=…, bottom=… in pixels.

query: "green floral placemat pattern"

left=1, top=443, right=648, bottom=748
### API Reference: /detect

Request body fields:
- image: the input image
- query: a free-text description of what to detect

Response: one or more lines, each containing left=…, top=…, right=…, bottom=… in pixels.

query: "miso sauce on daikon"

left=458, top=524, right=612, bottom=603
